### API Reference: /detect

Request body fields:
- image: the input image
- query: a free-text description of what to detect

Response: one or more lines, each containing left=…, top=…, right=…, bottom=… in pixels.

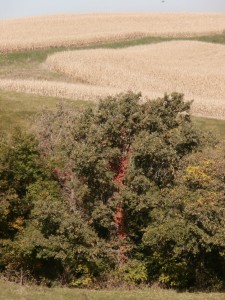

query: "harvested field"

left=0, top=79, right=120, bottom=101
left=1, top=13, right=225, bottom=52
left=45, top=40, right=225, bottom=120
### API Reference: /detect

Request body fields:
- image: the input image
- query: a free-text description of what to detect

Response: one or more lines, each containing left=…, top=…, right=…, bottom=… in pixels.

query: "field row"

left=0, top=83, right=224, bottom=121
left=1, top=13, right=225, bottom=52
left=43, top=40, right=224, bottom=120
left=1, top=40, right=225, bottom=120
left=0, top=79, right=119, bottom=101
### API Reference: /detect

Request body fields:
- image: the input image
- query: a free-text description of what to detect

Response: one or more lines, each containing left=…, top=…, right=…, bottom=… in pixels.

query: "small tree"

left=37, top=92, right=205, bottom=267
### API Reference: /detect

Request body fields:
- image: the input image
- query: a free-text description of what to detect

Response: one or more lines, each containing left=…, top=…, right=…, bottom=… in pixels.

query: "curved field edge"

left=45, top=41, right=225, bottom=94
left=1, top=13, right=225, bottom=53
left=0, top=79, right=223, bottom=121
left=0, top=34, right=224, bottom=90
left=0, top=78, right=224, bottom=121
left=1, top=34, right=225, bottom=66
left=0, top=79, right=120, bottom=102
left=3, top=41, right=224, bottom=120
left=0, top=90, right=225, bottom=139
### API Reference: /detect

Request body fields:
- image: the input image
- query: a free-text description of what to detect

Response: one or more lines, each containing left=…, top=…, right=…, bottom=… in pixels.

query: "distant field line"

left=0, top=79, right=120, bottom=101
left=0, top=78, right=224, bottom=120
left=1, top=13, right=225, bottom=52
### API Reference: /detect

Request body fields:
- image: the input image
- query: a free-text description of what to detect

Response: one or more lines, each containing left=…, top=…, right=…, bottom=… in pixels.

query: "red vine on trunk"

left=112, top=146, right=131, bottom=264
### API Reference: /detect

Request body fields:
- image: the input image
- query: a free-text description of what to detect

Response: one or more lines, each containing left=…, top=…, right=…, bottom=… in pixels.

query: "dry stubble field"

left=0, top=13, right=225, bottom=120
left=1, top=13, right=225, bottom=52
left=44, top=40, right=225, bottom=120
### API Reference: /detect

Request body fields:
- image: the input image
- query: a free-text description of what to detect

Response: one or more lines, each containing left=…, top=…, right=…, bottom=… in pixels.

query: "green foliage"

left=142, top=145, right=225, bottom=289
left=121, top=260, right=148, bottom=285
left=1, top=92, right=224, bottom=289
left=106, top=259, right=148, bottom=287
left=0, top=130, right=47, bottom=240
left=70, top=265, right=93, bottom=287
left=0, top=129, right=45, bottom=195
left=37, top=93, right=203, bottom=242
left=0, top=130, right=103, bottom=286
left=35, top=91, right=216, bottom=287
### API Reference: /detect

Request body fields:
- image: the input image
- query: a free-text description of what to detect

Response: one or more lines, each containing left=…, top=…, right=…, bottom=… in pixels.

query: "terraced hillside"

left=0, top=13, right=225, bottom=121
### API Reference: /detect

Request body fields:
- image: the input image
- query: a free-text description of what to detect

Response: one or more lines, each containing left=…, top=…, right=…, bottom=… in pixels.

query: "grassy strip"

left=193, top=117, right=225, bottom=139
left=0, top=37, right=170, bottom=66
left=1, top=280, right=225, bottom=300
left=191, top=33, right=225, bottom=44
left=0, top=33, right=224, bottom=83
left=0, top=90, right=224, bottom=138
left=0, top=34, right=224, bottom=66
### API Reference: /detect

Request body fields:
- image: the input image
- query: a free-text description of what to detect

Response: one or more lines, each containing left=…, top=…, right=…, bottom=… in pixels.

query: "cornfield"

left=1, top=13, right=225, bottom=52
left=44, top=41, right=225, bottom=119
left=0, top=79, right=120, bottom=101
left=1, top=14, right=225, bottom=120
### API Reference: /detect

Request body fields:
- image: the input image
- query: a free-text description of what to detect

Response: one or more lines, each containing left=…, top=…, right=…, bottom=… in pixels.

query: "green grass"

left=193, top=117, right=225, bottom=138
left=0, top=90, right=94, bottom=132
left=0, top=33, right=224, bottom=82
left=1, top=280, right=225, bottom=300
left=191, top=33, right=225, bottom=44
left=0, top=37, right=171, bottom=66
left=1, top=33, right=224, bottom=66
left=0, top=32, right=224, bottom=134
left=0, top=89, right=224, bottom=139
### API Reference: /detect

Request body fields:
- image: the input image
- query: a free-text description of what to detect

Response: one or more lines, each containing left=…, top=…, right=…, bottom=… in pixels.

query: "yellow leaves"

left=9, top=217, right=24, bottom=231
left=204, top=159, right=214, bottom=166
left=2, top=208, right=10, bottom=217
left=185, top=165, right=211, bottom=182
left=184, top=160, right=215, bottom=189
left=70, top=264, right=93, bottom=287
left=197, top=197, right=203, bottom=205
left=196, top=192, right=218, bottom=205
left=197, top=191, right=220, bottom=206
left=184, top=158, right=223, bottom=205
left=159, top=273, right=172, bottom=285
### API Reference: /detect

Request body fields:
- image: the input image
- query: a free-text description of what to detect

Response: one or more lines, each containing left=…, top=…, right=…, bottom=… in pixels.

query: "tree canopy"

left=0, top=92, right=224, bottom=289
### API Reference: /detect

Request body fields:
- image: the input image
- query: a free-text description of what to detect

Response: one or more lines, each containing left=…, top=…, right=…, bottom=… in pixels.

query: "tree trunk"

left=113, top=146, right=131, bottom=265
